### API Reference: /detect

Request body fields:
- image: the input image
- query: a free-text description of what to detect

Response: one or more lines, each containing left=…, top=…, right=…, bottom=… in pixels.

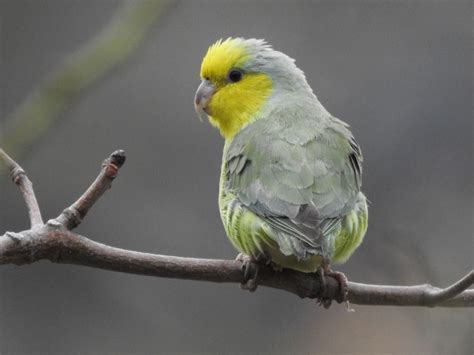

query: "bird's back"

left=219, top=103, right=368, bottom=271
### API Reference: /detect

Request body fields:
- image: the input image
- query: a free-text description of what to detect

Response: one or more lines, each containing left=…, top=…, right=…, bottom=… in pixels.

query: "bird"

left=194, top=38, right=368, bottom=304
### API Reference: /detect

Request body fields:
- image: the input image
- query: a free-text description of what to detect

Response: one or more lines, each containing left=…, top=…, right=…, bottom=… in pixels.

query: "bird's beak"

left=194, top=79, right=215, bottom=122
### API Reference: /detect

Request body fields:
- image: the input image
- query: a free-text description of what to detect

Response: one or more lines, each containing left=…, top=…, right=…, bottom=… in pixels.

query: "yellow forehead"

left=200, top=38, right=249, bottom=81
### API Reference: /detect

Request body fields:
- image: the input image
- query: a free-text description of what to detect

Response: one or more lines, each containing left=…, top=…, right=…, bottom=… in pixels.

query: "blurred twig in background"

left=0, top=0, right=171, bottom=174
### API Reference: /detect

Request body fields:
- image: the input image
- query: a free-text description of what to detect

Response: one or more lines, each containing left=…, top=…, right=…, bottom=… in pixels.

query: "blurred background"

left=0, top=0, right=472, bottom=354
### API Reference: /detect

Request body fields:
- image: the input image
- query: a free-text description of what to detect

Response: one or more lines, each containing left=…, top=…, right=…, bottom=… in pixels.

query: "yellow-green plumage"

left=332, top=199, right=368, bottom=263
left=219, top=140, right=368, bottom=273
left=196, top=38, right=368, bottom=273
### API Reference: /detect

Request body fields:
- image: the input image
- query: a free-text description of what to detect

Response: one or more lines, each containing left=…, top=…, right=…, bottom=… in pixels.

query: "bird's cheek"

left=208, top=89, right=230, bottom=118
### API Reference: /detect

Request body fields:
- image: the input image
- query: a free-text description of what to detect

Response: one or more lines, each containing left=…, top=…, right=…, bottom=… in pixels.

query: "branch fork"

left=0, top=148, right=473, bottom=308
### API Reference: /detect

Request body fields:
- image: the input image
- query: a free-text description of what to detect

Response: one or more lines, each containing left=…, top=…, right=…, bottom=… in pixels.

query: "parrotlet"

left=194, top=38, right=368, bottom=299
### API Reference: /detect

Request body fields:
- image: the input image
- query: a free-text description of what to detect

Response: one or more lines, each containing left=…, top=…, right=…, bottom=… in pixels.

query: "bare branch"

left=347, top=275, right=474, bottom=307
left=54, top=150, right=126, bottom=230
left=0, top=228, right=471, bottom=307
left=1, top=149, right=472, bottom=308
left=0, top=149, right=43, bottom=227
left=423, top=270, right=474, bottom=305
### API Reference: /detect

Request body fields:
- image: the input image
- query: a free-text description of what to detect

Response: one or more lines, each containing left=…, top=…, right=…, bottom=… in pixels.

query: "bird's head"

left=194, top=38, right=311, bottom=140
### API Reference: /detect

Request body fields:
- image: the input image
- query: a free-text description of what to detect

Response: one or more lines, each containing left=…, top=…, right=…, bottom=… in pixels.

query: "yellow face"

left=196, top=38, right=273, bottom=140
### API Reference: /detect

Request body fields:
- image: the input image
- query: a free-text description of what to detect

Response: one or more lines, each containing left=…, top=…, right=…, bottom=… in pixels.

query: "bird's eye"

left=228, top=69, right=243, bottom=83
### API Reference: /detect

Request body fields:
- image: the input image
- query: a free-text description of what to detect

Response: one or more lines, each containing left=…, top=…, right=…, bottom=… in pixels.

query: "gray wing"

left=225, top=114, right=362, bottom=259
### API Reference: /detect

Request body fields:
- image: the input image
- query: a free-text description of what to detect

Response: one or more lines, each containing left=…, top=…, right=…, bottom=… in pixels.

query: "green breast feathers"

left=219, top=112, right=368, bottom=272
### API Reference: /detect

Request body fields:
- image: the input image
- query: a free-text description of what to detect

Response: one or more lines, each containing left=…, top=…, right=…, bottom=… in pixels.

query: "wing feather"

left=225, top=113, right=362, bottom=259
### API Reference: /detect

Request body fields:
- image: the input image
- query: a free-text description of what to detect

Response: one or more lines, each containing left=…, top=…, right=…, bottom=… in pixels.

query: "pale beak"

left=194, top=79, right=215, bottom=121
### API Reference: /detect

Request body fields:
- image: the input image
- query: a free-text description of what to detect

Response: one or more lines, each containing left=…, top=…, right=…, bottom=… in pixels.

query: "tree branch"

left=53, top=150, right=126, bottom=230
left=0, top=149, right=43, bottom=227
left=1, top=150, right=472, bottom=308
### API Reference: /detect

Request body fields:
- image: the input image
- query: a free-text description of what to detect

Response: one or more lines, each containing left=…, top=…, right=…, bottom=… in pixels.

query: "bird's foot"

left=324, top=269, right=349, bottom=304
left=316, top=260, right=349, bottom=309
left=236, top=253, right=267, bottom=292
left=316, top=267, right=332, bottom=308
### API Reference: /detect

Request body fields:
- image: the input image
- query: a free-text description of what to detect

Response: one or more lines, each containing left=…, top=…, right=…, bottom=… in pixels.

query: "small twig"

left=347, top=273, right=474, bottom=307
left=0, top=148, right=43, bottom=227
left=54, top=150, right=126, bottom=230
left=0, top=149, right=472, bottom=308
left=424, top=270, right=474, bottom=306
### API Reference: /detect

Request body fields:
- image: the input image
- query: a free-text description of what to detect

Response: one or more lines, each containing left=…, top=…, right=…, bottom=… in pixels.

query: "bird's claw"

left=316, top=267, right=332, bottom=308
left=329, top=269, right=349, bottom=303
left=316, top=260, right=349, bottom=309
left=325, top=269, right=349, bottom=304
left=236, top=253, right=261, bottom=292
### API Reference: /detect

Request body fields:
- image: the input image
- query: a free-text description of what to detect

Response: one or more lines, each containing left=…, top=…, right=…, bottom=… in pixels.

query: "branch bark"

left=53, top=150, right=126, bottom=230
left=1, top=150, right=473, bottom=308
left=0, top=149, right=43, bottom=227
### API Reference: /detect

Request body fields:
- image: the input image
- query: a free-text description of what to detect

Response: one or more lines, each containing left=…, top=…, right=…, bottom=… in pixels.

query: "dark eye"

left=228, top=69, right=243, bottom=83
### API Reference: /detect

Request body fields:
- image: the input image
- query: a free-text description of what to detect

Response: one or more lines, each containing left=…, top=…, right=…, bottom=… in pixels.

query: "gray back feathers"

left=223, top=38, right=364, bottom=259
left=225, top=108, right=363, bottom=259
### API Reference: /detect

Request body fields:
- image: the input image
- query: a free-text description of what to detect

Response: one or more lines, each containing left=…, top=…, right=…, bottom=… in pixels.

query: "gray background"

left=0, top=0, right=472, bottom=354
